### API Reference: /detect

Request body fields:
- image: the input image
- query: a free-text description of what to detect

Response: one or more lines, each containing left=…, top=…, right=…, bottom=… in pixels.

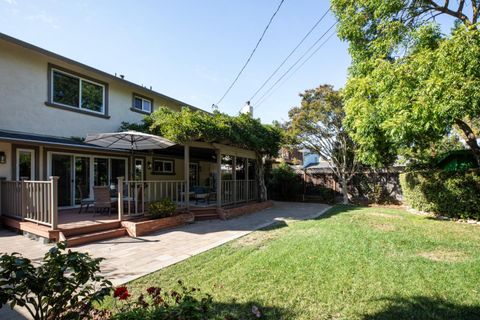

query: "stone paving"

left=0, top=201, right=330, bottom=319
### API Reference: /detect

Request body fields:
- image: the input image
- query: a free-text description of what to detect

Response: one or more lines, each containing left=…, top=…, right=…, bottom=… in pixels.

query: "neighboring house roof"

left=303, top=161, right=333, bottom=173
left=0, top=32, right=204, bottom=113
left=0, top=129, right=128, bottom=153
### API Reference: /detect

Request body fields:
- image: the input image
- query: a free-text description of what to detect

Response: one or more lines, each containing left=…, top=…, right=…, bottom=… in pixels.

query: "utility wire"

left=247, top=7, right=331, bottom=104
left=215, top=0, right=286, bottom=107
left=255, top=29, right=336, bottom=109
left=252, top=21, right=337, bottom=109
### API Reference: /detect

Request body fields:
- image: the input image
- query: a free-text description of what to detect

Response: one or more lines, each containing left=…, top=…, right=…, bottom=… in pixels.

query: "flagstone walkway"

left=0, top=201, right=330, bottom=319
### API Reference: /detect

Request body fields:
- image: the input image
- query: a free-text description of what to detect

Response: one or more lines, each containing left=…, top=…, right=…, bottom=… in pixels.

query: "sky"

left=0, top=0, right=349, bottom=124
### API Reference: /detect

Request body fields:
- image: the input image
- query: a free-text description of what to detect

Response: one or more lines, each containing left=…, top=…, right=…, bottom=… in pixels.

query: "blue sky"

left=0, top=0, right=349, bottom=123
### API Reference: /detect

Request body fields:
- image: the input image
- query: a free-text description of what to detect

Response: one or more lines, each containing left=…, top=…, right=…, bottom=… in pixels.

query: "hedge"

left=399, top=169, right=480, bottom=220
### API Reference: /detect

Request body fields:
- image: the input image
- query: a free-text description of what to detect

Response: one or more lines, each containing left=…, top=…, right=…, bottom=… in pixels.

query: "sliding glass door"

left=51, top=154, right=73, bottom=207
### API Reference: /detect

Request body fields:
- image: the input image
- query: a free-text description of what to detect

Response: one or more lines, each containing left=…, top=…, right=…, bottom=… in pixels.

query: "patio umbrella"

left=85, top=130, right=176, bottom=181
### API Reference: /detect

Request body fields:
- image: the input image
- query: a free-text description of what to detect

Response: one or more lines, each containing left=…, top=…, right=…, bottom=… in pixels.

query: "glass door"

left=189, top=163, right=199, bottom=186
left=74, top=156, right=90, bottom=205
left=51, top=154, right=73, bottom=207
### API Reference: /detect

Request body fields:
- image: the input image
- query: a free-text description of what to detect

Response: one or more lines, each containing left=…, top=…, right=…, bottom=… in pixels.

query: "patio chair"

left=193, top=186, right=213, bottom=205
left=77, top=185, right=94, bottom=214
left=93, top=186, right=116, bottom=216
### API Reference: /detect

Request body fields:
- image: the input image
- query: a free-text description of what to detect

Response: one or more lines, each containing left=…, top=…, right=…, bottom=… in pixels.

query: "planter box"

left=219, top=200, right=274, bottom=220
left=121, top=212, right=194, bottom=237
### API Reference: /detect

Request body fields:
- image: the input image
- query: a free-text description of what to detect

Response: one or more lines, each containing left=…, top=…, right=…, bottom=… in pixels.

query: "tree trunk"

left=256, top=153, right=268, bottom=202
left=455, top=119, right=480, bottom=166
left=340, top=175, right=349, bottom=204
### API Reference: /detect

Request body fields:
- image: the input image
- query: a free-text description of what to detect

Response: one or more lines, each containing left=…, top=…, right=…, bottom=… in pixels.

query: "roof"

left=304, top=161, right=332, bottom=170
left=0, top=129, right=127, bottom=152
left=0, top=32, right=204, bottom=113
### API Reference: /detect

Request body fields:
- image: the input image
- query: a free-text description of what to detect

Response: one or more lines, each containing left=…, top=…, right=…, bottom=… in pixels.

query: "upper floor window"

left=132, top=94, right=153, bottom=114
left=49, top=66, right=107, bottom=116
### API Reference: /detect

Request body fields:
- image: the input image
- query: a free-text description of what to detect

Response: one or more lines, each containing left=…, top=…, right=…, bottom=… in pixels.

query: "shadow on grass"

left=363, top=296, right=480, bottom=320
left=314, top=204, right=366, bottom=220
left=211, top=300, right=293, bottom=319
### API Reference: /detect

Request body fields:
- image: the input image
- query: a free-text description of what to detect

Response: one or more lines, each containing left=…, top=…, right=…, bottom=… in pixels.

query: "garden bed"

left=121, top=212, right=194, bottom=237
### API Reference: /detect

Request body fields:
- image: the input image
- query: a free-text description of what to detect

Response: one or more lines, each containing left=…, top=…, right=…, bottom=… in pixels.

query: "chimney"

left=241, top=101, right=253, bottom=116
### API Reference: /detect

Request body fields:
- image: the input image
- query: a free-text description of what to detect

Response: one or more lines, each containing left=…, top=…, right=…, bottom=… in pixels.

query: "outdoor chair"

left=77, top=185, right=94, bottom=213
left=93, top=186, right=116, bottom=216
left=192, top=186, right=215, bottom=205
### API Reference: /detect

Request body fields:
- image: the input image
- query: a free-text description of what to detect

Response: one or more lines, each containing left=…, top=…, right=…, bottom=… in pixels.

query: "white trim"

left=16, top=148, right=35, bottom=180
left=51, top=68, right=106, bottom=115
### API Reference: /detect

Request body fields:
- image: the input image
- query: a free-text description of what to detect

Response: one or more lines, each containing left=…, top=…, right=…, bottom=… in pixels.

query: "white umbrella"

left=85, top=130, right=176, bottom=180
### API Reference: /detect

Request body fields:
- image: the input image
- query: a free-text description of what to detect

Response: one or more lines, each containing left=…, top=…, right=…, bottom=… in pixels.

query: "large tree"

left=288, top=85, right=358, bottom=204
left=122, top=107, right=283, bottom=201
left=331, top=0, right=480, bottom=166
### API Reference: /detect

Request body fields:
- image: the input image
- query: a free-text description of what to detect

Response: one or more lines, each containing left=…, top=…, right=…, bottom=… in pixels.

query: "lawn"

left=106, top=205, right=480, bottom=319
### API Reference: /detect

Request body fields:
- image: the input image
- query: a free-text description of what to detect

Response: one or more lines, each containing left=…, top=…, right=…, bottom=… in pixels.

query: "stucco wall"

left=0, top=39, right=183, bottom=138
left=0, top=142, right=12, bottom=179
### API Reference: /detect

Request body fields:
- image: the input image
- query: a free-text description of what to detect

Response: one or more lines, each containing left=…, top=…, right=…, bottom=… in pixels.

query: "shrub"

left=400, top=169, right=480, bottom=219
left=0, top=242, right=112, bottom=320
left=148, top=198, right=177, bottom=219
left=267, top=162, right=303, bottom=201
left=109, top=281, right=213, bottom=320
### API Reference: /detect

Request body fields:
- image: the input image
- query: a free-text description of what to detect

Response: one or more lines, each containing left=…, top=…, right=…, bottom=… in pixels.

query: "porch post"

left=184, top=144, right=190, bottom=210
left=232, top=155, right=237, bottom=205
left=50, top=176, right=58, bottom=230
left=216, top=149, right=222, bottom=208
left=117, top=176, right=124, bottom=221
left=20, top=179, right=27, bottom=220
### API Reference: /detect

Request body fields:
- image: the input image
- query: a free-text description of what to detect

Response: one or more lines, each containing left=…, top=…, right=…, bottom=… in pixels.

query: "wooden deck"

left=58, top=208, right=118, bottom=229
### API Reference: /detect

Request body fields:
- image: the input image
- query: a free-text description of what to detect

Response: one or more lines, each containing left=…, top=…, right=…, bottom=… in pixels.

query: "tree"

left=331, top=0, right=480, bottom=167
left=122, top=108, right=283, bottom=201
left=288, top=85, right=358, bottom=204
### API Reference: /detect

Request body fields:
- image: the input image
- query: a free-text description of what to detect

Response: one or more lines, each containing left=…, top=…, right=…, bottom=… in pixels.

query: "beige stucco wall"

left=0, top=39, right=184, bottom=139
left=0, top=142, right=12, bottom=179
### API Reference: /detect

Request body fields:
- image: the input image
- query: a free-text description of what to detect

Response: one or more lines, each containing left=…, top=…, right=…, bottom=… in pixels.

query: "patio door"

left=51, top=154, right=73, bottom=207
left=189, top=163, right=199, bottom=186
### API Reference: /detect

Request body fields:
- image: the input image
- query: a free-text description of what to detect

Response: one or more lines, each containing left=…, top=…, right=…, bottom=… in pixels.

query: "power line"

left=247, top=7, right=331, bottom=104
left=255, top=29, right=336, bottom=109
left=252, top=21, right=337, bottom=109
left=215, top=0, right=286, bottom=107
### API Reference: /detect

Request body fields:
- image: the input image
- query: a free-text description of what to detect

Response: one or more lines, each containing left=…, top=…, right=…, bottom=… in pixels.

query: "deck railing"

left=0, top=177, right=58, bottom=228
left=119, top=180, right=187, bottom=216
left=221, top=179, right=257, bottom=206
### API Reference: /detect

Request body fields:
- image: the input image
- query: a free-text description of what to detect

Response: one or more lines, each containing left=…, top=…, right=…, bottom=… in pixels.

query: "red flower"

left=113, top=286, right=130, bottom=300
left=147, top=287, right=156, bottom=295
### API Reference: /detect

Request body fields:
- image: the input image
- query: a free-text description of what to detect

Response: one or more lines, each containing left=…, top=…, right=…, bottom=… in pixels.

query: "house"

left=0, top=33, right=266, bottom=245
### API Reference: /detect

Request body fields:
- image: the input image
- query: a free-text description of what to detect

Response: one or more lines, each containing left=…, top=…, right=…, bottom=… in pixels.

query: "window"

left=152, top=158, right=174, bottom=174
left=133, top=95, right=153, bottom=113
left=50, top=67, right=106, bottom=114
left=17, top=149, right=35, bottom=180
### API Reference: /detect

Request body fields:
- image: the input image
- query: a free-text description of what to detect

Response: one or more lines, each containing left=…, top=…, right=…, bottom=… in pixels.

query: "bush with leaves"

left=108, top=280, right=212, bottom=320
left=268, top=162, right=303, bottom=201
left=0, top=242, right=111, bottom=320
left=400, top=169, right=480, bottom=220
left=148, top=198, right=177, bottom=219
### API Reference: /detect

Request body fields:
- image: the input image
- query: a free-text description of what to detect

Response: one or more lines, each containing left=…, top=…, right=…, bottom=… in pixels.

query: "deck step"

left=191, top=208, right=220, bottom=220
left=65, top=228, right=127, bottom=247
left=59, top=221, right=121, bottom=237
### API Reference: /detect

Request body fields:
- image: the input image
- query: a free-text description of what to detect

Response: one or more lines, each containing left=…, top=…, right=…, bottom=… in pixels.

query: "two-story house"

left=0, top=33, right=263, bottom=244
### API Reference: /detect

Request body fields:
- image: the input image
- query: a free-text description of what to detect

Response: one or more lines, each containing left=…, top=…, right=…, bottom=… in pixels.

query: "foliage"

left=0, top=242, right=111, bottom=320
left=287, top=84, right=358, bottom=203
left=350, top=171, right=402, bottom=205
left=304, top=183, right=338, bottom=204
left=106, top=206, right=480, bottom=319
left=267, top=162, right=303, bottom=201
left=122, top=108, right=283, bottom=158
left=107, top=281, right=213, bottom=320
left=331, top=0, right=480, bottom=167
left=400, top=169, right=480, bottom=219
left=148, top=198, right=177, bottom=219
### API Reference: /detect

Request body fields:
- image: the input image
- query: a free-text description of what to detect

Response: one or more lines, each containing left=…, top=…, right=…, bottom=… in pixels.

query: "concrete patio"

left=0, top=201, right=330, bottom=319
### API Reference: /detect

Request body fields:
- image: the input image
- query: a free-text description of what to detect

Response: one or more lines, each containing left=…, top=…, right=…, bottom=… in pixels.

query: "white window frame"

left=51, top=68, right=106, bottom=115
left=16, top=148, right=35, bottom=180
left=152, top=159, right=174, bottom=174
left=133, top=95, right=152, bottom=113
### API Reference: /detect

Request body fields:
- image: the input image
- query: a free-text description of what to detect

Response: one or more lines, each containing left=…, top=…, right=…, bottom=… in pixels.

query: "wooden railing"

left=221, top=180, right=257, bottom=206
left=0, top=177, right=58, bottom=228
left=119, top=179, right=187, bottom=217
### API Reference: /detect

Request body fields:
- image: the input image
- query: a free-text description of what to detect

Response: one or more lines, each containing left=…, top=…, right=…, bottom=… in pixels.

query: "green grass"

left=105, top=205, right=480, bottom=319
